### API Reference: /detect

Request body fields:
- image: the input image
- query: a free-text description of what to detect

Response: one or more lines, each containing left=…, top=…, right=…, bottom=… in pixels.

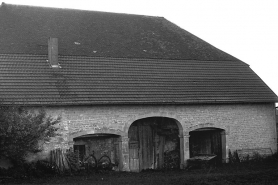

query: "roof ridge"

left=0, top=2, right=162, bottom=19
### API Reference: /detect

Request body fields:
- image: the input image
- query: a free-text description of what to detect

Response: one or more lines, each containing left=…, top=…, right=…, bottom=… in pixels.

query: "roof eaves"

left=1, top=99, right=277, bottom=107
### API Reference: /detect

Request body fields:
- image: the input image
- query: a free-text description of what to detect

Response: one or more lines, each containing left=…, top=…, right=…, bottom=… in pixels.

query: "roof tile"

left=0, top=3, right=238, bottom=61
left=0, top=54, right=277, bottom=105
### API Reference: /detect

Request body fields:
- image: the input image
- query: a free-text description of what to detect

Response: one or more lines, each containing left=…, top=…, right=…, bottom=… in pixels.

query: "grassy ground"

left=2, top=160, right=278, bottom=185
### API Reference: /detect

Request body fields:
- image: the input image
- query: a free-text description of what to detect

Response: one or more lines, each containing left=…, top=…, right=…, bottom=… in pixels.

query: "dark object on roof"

left=0, top=3, right=237, bottom=61
left=0, top=3, right=277, bottom=105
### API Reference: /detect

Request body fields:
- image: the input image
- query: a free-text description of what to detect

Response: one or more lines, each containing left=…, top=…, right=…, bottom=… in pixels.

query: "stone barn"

left=0, top=3, right=277, bottom=172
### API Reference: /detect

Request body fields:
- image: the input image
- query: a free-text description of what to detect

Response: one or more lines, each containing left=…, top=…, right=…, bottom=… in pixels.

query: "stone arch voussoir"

left=69, top=129, right=123, bottom=141
left=185, top=123, right=226, bottom=136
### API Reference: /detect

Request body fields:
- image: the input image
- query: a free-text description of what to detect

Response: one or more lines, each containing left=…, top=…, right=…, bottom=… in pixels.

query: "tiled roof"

left=0, top=3, right=238, bottom=61
left=0, top=3, right=277, bottom=105
left=0, top=54, right=277, bottom=105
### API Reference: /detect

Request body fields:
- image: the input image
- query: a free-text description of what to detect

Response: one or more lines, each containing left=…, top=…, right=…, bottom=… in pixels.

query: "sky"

left=3, top=0, right=278, bottom=102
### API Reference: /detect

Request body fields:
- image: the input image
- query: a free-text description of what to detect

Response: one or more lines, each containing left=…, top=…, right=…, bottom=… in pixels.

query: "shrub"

left=272, top=152, right=278, bottom=160
left=0, top=106, right=60, bottom=167
left=65, top=149, right=81, bottom=172
left=228, top=150, right=240, bottom=163
left=26, top=160, right=59, bottom=177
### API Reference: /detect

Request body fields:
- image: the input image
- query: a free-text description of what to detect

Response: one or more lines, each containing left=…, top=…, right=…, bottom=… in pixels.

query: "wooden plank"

left=154, top=134, right=159, bottom=169
left=129, top=141, right=139, bottom=150
left=134, top=147, right=139, bottom=158
left=130, top=158, right=134, bottom=171
left=138, top=123, right=143, bottom=171
left=211, top=131, right=222, bottom=163
left=134, top=121, right=155, bottom=171
left=142, top=124, right=148, bottom=170
left=129, top=124, right=139, bottom=172
left=158, top=135, right=165, bottom=168
left=148, top=125, right=154, bottom=169
left=134, top=158, right=139, bottom=172
left=145, top=125, right=149, bottom=169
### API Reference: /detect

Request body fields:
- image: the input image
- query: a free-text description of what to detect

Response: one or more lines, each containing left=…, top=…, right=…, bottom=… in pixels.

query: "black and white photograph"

left=0, top=0, right=277, bottom=184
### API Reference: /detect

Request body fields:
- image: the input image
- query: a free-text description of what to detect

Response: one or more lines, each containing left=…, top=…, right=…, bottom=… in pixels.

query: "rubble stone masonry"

left=40, top=103, right=277, bottom=166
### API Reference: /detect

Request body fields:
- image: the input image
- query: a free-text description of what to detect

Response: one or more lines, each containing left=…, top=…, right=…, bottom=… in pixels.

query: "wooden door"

left=211, top=131, right=222, bottom=163
left=129, top=122, right=154, bottom=172
left=129, top=125, right=139, bottom=172
left=156, top=135, right=165, bottom=169
left=138, top=122, right=154, bottom=171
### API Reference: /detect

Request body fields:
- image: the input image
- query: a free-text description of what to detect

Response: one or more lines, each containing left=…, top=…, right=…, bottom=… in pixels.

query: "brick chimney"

left=48, top=37, right=60, bottom=68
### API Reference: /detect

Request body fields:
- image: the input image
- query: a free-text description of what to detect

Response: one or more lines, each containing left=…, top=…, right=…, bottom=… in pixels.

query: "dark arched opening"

left=73, top=133, right=121, bottom=168
left=189, top=127, right=225, bottom=164
left=128, top=117, right=181, bottom=172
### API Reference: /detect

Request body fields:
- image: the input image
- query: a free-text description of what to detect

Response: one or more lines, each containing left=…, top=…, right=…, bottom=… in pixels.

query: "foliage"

left=228, top=149, right=240, bottom=163
left=26, top=160, right=60, bottom=177
left=0, top=106, right=60, bottom=166
left=0, top=160, right=59, bottom=183
left=65, top=149, right=81, bottom=172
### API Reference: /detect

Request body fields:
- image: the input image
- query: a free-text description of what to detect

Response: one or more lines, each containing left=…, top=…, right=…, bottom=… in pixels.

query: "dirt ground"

left=2, top=161, right=278, bottom=185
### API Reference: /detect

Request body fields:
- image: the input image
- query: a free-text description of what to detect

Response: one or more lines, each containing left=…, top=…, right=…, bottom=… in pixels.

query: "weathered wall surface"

left=276, top=108, right=278, bottom=148
left=42, top=103, right=277, bottom=159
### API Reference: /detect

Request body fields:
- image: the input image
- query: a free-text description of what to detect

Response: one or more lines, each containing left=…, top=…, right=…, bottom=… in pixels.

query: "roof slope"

left=0, top=3, right=277, bottom=105
left=0, top=54, right=277, bottom=105
left=0, top=3, right=238, bottom=61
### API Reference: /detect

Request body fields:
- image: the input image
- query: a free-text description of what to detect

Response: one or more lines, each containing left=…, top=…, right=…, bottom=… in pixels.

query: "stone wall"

left=276, top=107, right=278, bottom=147
left=40, top=103, right=277, bottom=168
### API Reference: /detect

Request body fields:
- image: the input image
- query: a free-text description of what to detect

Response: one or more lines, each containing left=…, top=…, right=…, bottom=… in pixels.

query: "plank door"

left=211, top=131, right=222, bottom=163
left=138, top=122, right=154, bottom=171
left=129, top=125, right=140, bottom=172
left=155, top=134, right=165, bottom=169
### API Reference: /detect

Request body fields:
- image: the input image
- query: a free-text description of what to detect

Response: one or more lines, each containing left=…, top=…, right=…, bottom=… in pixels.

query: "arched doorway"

left=189, top=128, right=225, bottom=163
left=73, top=133, right=121, bottom=168
left=128, top=117, right=181, bottom=172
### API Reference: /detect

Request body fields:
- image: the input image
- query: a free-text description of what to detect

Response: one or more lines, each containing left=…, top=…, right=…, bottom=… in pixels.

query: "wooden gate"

left=129, top=122, right=154, bottom=172
left=129, top=124, right=139, bottom=172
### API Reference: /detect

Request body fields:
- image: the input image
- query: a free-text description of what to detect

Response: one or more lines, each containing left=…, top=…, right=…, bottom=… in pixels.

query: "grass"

left=2, top=159, right=278, bottom=184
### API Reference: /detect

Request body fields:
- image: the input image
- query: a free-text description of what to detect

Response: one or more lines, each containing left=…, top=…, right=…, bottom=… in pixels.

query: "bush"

left=26, top=160, right=60, bottom=177
left=0, top=106, right=60, bottom=166
left=228, top=150, right=240, bottom=163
